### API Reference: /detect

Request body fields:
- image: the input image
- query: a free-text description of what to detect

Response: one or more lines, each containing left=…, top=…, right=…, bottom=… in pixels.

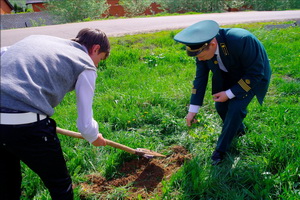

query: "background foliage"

left=149, top=0, right=299, bottom=14
left=45, top=0, right=109, bottom=23
left=34, top=0, right=300, bottom=23
left=119, top=0, right=153, bottom=17
left=155, top=0, right=225, bottom=13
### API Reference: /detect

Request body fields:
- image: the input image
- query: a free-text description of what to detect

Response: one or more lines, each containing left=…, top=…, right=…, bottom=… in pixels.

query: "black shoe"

left=237, top=130, right=246, bottom=137
left=211, top=150, right=225, bottom=165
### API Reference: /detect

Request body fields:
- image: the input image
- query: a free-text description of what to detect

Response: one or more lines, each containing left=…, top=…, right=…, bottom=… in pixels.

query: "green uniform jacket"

left=190, top=28, right=272, bottom=106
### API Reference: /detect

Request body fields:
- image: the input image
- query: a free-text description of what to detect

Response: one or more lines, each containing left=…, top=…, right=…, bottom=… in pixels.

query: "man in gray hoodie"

left=0, top=28, right=110, bottom=199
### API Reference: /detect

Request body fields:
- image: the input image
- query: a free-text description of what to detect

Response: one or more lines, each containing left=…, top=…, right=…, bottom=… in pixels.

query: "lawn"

left=20, top=21, right=300, bottom=199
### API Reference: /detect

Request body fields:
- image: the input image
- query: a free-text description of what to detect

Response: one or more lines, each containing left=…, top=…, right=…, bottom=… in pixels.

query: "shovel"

left=56, top=127, right=166, bottom=159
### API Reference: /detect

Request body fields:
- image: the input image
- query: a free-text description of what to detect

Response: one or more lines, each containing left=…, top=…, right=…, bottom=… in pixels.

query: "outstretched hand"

left=186, top=112, right=198, bottom=127
left=213, top=91, right=229, bottom=102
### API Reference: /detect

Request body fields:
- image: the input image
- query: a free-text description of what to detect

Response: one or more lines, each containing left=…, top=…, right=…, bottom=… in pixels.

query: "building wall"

left=32, top=3, right=46, bottom=12
left=105, top=0, right=163, bottom=17
left=1, top=0, right=13, bottom=14
left=145, top=2, right=163, bottom=15
left=1, top=11, right=54, bottom=29
left=107, top=0, right=125, bottom=17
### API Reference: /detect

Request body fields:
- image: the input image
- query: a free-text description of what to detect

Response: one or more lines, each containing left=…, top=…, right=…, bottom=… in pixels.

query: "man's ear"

left=210, top=39, right=217, bottom=47
left=90, top=44, right=101, bottom=54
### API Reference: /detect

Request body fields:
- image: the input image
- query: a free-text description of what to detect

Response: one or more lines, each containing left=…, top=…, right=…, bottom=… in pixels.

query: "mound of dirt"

left=80, top=145, right=191, bottom=199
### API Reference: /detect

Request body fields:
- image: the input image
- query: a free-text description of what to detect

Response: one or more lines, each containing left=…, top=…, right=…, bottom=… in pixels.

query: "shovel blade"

left=136, top=148, right=166, bottom=158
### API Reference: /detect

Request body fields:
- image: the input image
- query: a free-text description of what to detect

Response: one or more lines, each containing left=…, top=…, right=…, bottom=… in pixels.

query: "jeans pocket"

left=25, top=118, right=59, bottom=145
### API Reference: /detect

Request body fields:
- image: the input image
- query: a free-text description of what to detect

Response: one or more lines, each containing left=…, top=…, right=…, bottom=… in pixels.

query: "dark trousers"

left=214, top=91, right=255, bottom=152
left=0, top=118, right=73, bottom=200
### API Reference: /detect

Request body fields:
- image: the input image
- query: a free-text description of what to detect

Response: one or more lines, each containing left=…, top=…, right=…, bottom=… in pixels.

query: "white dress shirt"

left=75, top=70, right=99, bottom=143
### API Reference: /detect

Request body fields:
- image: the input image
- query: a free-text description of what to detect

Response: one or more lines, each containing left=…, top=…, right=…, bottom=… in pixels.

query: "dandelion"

left=127, top=121, right=131, bottom=123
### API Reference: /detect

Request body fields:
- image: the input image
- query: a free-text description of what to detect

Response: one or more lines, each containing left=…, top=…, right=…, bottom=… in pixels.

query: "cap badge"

left=186, top=43, right=208, bottom=54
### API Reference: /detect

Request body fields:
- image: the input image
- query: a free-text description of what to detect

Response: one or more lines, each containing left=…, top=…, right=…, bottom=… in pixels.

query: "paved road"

left=1, top=10, right=299, bottom=46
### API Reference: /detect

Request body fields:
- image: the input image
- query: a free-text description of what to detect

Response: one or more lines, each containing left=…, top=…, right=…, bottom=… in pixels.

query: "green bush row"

left=45, top=0, right=300, bottom=24
left=155, top=0, right=300, bottom=13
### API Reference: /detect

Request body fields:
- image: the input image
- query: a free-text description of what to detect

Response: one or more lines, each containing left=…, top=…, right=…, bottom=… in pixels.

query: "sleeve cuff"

left=225, top=89, right=235, bottom=99
left=189, top=104, right=200, bottom=113
left=77, top=118, right=99, bottom=143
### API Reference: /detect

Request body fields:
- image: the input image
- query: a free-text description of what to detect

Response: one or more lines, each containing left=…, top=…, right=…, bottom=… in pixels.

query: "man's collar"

left=215, top=44, right=220, bottom=55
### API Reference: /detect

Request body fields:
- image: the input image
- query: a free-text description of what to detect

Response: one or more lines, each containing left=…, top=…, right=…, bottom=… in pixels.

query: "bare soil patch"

left=80, top=145, right=191, bottom=199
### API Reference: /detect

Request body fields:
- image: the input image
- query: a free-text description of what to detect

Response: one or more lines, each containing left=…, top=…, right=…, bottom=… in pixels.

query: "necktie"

left=210, top=55, right=224, bottom=95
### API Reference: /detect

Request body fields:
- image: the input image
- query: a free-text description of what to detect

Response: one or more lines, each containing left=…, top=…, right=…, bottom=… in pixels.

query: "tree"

left=155, top=0, right=226, bottom=13
left=119, top=0, right=153, bottom=17
left=13, top=3, right=25, bottom=13
left=46, top=0, right=110, bottom=23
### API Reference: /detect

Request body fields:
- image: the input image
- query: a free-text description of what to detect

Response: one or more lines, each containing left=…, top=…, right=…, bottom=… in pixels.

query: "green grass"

left=20, top=21, right=300, bottom=199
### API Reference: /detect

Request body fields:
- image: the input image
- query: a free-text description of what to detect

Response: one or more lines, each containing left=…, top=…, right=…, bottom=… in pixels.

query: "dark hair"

left=72, top=28, right=110, bottom=58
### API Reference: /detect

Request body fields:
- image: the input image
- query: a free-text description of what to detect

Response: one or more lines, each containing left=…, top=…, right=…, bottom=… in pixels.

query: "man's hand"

left=92, top=134, right=106, bottom=146
left=213, top=91, right=229, bottom=102
left=186, top=112, right=198, bottom=127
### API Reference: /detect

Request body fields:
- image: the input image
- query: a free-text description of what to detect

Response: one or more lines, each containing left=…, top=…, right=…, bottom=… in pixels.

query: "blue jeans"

left=0, top=118, right=73, bottom=200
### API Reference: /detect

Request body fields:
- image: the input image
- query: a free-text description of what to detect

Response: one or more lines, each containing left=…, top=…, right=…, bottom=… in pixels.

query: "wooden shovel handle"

left=56, top=127, right=136, bottom=155
left=56, top=127, right=84, bottom=139
left=105, top=139, right=137, bottom=155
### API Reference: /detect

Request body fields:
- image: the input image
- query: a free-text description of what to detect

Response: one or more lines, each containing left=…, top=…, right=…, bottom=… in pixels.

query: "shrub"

left=46, top=0, right=109, bottom=23
left=119, top=0, right=153, bottom=17
left=155, top=0, right=300, bottom=13
left=155, top=0, right=226, bottom=13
